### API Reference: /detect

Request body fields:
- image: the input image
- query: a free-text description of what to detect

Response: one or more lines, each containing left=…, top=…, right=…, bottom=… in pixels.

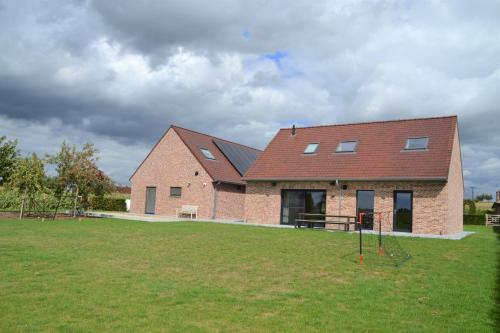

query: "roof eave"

left=213, top=179, right=246, bottom=186
left=243, top=176, right=448, bottom=182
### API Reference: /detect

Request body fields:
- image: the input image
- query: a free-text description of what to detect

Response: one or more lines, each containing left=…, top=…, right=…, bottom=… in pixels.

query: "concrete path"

left=87, top=211, right=474, bottom=239
left=357, top=229, right=474, bottom=240
left=86, top=211, right=294, bottom=228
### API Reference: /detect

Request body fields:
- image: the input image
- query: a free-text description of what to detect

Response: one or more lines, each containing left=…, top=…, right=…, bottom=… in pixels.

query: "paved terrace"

left=87, top=211, right=474, bottom=240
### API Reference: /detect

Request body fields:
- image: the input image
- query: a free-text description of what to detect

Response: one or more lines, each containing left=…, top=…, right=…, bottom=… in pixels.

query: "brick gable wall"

left=245, top=179, right=460, bottom=235
left=445, top=127, right=464, bottom=234
left=130, top=129, right=215, bottom=218
left=130, top=129, right=247, bottom=220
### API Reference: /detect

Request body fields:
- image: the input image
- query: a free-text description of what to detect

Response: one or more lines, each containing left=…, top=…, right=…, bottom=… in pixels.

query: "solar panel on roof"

left=213, top=139, right=260, bottom=176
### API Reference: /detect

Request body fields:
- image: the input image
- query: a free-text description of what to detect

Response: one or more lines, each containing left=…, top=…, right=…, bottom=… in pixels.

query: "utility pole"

left=470, top=186, right=475, bottom=200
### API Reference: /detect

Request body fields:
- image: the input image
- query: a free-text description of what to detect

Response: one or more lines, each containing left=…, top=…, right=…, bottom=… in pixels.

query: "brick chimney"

left=497, top=191, right=500, bottom=203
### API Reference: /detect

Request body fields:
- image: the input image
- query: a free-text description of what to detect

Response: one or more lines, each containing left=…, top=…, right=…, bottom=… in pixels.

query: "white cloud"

left=0, top=0, right=498, bottom=191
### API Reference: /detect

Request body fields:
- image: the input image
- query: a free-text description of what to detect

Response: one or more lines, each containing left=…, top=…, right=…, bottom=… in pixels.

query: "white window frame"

left=405, top=137, right=429, bottom=150
left=304, top=143, right=319, bottom=154
left=336, top=140, right=358, bottom=153
left=200, top=148, right=216, bottom=160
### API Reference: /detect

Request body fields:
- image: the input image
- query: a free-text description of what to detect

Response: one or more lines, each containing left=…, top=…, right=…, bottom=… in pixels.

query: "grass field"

left=0, top=219, right=498, bottom=332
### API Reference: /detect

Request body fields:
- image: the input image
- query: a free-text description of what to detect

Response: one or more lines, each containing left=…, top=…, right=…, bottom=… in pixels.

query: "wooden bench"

left=176, top=205, right=198, bottom=219
left=295, top=213, right=357, bottom=231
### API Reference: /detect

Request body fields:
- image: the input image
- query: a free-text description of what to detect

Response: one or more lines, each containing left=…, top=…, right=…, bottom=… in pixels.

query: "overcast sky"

left=0, top=0, right=499, bottom=196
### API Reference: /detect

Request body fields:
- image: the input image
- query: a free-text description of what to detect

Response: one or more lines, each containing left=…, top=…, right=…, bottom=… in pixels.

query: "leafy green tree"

left=463, top=200, right=476, bottom=215
left=47, top=142, right=114, bottom=216
left=7, top=153, right=46, bottom=218
left=475, top=193, right=493, bottom=202
left=0, top=136, right=20, bottom=184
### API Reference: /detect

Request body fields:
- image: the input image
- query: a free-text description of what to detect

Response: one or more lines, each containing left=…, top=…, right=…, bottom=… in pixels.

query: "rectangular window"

left=170, top=187, right=182, bottom=197
left=336, top=140, right=358, bottom=153
left=405, top=137, right=428, bottom=150
left=200, top=148, right=215, bottom=160
left=304, top=143, right=319, bottom=154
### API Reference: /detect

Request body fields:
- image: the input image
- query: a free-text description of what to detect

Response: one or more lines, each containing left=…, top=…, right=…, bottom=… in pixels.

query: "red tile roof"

left=244, top=116, right=458, bottom=181
left=173, top=126, right=261, bottom=185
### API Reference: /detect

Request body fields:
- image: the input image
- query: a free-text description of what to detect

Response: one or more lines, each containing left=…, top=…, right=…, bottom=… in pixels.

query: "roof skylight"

left=304, top=143, right=319, bottom=154
left=200, top=148, right=216, bottom=160
left=336, top=140, right=358, bottom=153
left=405, top=137, right=428, bottom=150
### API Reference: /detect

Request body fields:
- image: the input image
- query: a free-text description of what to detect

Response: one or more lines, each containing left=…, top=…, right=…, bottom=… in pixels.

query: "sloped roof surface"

left=173, top=126, right=261, bottom=184
left=213, top=139, right=261, bottom=176
left=244, top=116, right=458, bottom=181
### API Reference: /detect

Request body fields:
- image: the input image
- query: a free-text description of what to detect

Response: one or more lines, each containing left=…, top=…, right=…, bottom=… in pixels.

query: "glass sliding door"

left=393, top=191, right=413, bottom=232
left=281, top=190, right=305, bottom=226
left=281, top=190, right=326, bottom=226
left=356, top=190, right=375, bottom=230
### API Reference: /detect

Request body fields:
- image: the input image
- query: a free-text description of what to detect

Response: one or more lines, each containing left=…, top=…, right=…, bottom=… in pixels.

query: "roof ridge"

left=172, top=125, right=262, bottom=152
left=280, top=115, right=458, bottom=131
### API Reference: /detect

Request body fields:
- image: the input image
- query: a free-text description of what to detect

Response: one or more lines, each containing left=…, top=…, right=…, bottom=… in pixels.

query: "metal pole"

left=359, top=213, right=363, bottom=265
left=378, top=213, right=382, bottom=248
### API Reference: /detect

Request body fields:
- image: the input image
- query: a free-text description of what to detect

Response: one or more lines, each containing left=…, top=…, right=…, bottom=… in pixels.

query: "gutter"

left=242, top=177, right=448, bottom=182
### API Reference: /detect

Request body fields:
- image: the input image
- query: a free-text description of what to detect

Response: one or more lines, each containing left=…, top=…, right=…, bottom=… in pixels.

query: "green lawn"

left=0, top=219, right=498, bottom=332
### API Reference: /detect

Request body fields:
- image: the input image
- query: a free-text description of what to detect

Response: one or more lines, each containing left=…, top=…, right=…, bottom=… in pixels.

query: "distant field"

left=476, top=201, right=495, bottom=211
left=464, top=201, right=495, bottom=214
left=0, top=219, right=498, bottom=332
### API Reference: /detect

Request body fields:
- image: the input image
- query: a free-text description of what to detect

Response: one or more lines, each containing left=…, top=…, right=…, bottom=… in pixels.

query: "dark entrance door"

left=356, top=190, right=374, bottom=230
left=393, top=191, right=412, bottom=232
left=145, top=187, right=156, bottom=214
left=281, top=190, right=326, bottom=226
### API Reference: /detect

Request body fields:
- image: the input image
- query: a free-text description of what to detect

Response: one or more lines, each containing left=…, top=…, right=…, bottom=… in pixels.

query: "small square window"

left=304, top=143, right=319, bottom=154
left=336, top=140, right=358, bottom=153
left=200, top=148, right=215, bottom=160
left=170, top=187, right=182, bottom=197
left=405, top=137, right=428, bottom=150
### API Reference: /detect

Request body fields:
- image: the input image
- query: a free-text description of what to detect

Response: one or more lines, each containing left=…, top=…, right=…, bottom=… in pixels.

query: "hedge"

left=463, top=214, right=485, bottom=225
left=0, top=188, right=72, bottom=211
left=90, top=197, right=127, bottom=212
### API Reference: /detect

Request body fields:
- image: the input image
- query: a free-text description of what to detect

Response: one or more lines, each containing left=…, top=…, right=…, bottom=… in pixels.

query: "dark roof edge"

left=171, top=125, right=262, bottom=152
left=279, top=115, right=458, bottom=131
left=243, top=176, right=448, bottom=182
left=172, top=126, right=217, bottom=183
left=213, top=180, right=246, bottom=186
left=129, top=126, right=174, bottom=181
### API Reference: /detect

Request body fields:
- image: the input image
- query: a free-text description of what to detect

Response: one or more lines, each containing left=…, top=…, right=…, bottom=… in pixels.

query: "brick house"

left=243, top=116, right=464, bottom=235
left=493, top=192, right=500, bottom=215
left=130, top=125, right=261, bottom=220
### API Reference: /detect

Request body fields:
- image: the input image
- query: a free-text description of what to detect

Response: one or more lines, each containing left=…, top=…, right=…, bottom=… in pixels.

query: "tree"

left=0, top=136, right=19, bottom=184
left=7, top=153, right=46, bottom=219
left=463, top=200, right=476, bottom=215
left=476, top=193, right=493, bottom=202
left=47, top=142, right=114, bottom=217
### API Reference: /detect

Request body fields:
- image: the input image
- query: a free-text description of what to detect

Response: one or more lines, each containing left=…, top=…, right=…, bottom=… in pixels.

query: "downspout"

left=212, top=181, right=220, bottom=219
left=337, top=180, right=343, bottom=215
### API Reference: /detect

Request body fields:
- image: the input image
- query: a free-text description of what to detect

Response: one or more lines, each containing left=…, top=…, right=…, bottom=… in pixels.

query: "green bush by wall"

left=463, top=214, right=485, bottom=225
left=90, top=197, right=127, bottom=212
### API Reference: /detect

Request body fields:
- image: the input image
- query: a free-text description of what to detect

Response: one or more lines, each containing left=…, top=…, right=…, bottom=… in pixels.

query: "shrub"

left=89, top=196, right=127, bottom=212
left=0, top=187, right=20, bottom=209
left=463, top=214, right=485, bottom=225
left=0, top=187, right=73, bottom=212
left=463, top=200, right=476, bottom=215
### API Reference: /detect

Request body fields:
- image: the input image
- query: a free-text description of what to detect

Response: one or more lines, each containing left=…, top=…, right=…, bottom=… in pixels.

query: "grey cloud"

left=0, top=0, right=498, bottom=192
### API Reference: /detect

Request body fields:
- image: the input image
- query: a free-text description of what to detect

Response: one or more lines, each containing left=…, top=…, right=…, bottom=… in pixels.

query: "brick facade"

left=244, top=128, right=464, bottom=235
left=444, top=127, right=464, bottom=234
left=130, top=129, right=246, bottom=220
